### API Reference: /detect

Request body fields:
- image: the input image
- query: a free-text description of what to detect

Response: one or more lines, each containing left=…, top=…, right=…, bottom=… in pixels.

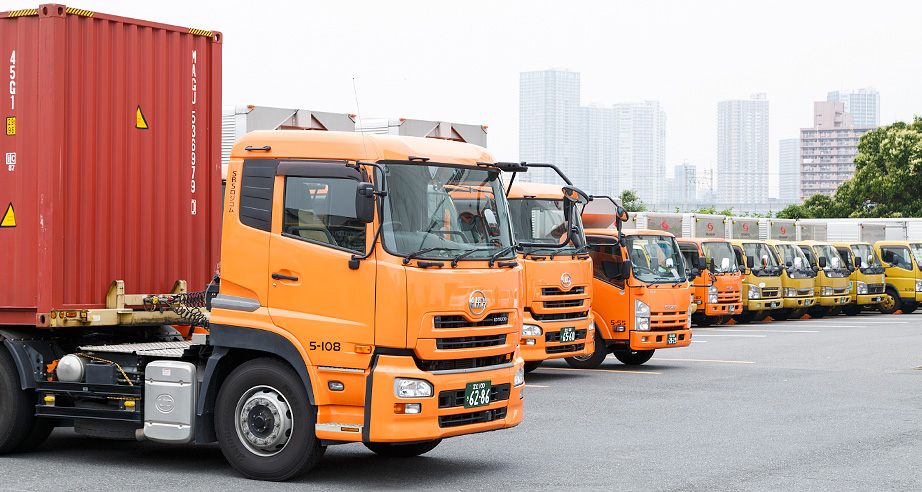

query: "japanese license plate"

left=667, top=333, right=677, bottom=345
left=464, top=380, right=491, bottom=409
left=559, top=326, right=576, bottom=343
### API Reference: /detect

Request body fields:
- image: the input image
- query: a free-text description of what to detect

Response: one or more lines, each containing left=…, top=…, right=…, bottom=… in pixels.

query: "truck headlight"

left=916, top=279, right=922, bottom=292
left=747, top=284, right=761, bottom=299
left=821, top=286, right=833, bottom=296
left=686, top=303, right=693, bottom=328
left=809, top=288, right=815, bottom=296
left=708, top=285, right=718, bottom=304
left=588, top=320, right=595, bottom=331
left=394, top=378, right=433, bottom=398
left=522, top=324, right=543, bottom=337
left=635, top=300, right=651, bottom=331
left=513, top=366, right=525, bottom=387
left=856, top=281, right=868, bottom=295
left=782, top=288, right=793, bottom=297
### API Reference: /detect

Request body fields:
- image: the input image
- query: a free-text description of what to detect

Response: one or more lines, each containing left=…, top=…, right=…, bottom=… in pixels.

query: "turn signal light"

left=355, top=345, right=373, bottom=354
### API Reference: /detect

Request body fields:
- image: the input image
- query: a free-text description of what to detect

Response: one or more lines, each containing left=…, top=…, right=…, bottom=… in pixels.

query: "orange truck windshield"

left=626, top=235, right=686, bottom=283
left=702, top=241, right=740, bottom=274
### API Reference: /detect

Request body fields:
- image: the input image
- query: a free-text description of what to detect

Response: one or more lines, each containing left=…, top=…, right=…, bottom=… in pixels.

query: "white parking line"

left=691, top=340, right=708, bottom=343
left=711, top=329, right=819, bottom=333
left=693, top=334, right=767, bottom=338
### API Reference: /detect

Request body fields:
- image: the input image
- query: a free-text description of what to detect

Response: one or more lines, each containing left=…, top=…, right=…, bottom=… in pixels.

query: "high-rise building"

left=668, top=162, right=697, bottom=208
left=612, top=101, right=667, bottom=204
left=827, top=88, right=879, bottom=127
left=778, top=138, right=800, bottom=201
left=800, top=101, right=875, bottom=200
left=717, top=94, right=769, bottom=203
left=578, top=104, right=615, bottom=198
left=518, top=69, right=581, bottom=186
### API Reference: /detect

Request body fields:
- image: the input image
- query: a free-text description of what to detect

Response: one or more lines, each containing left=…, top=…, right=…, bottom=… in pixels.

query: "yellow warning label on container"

left=0, top=203, right=14, bottom=228
left=136, top=106, right=148, bottom=130
left=5, top=117, right=14, bottom=135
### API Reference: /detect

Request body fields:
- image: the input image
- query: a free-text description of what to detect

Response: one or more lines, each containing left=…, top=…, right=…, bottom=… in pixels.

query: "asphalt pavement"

left=1, top=312, right=920, bottom=491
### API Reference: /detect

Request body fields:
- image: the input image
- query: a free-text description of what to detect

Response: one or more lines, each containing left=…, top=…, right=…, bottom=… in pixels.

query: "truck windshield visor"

left=702, top=242, right=739, bottom=274
left=508, top=198, right=584, bottom=252
left=850, top=244, right=882, bottom=268
left=625, top=235, right=686, bottom=284
left=378, top=163, right=514, bottom=260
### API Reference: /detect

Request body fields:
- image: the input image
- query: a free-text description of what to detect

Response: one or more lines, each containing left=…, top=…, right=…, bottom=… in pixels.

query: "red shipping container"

left=0, top=5, right=222, bottom=326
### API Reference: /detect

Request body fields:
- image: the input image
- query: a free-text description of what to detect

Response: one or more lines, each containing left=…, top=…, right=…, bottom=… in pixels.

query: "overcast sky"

left=5, top=0, right=921, bottom=198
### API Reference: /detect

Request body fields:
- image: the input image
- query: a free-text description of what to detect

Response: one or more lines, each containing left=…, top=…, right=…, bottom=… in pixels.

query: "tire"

left=809, top=307, right=827, bottom=319
left=565, top=331, right=608, bottom=369
left=523, top=361, right=542, bottom=373
left=215, top=357, right=325, bottom=481
left=771, top=309, right=792, bottom=321
left=879, top=287, right=901, bottom=315
left=0, top=348, right=38, bottom=454
left=842, top=304, right=861, bottom=316
left=694, top=315, right=716, bottom=327
left=364, top=439, right=441, bottom=457
left=791, top=308, right=809, bottom=319
left=902, top=302, right=918, bottom=314
left=751, top=310, right=770, bottom=322
left=733, top=311, right=755, bottom=324
left=613, top=349, right=655, bottom=366
left=715, top=315, right=732, bottom=325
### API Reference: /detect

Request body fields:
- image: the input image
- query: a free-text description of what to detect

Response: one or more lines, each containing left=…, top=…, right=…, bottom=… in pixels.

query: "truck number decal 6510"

left=9, top=50, right=15, bottom=110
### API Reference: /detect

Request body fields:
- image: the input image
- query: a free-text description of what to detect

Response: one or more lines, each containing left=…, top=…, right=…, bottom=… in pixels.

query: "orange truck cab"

left=831, top=242, right=885, bottom=316
left=570, top=200, right=694, bottom=367
left=795, top=241, right=852, bottom=317
left=874, top=241, right=922, bottom=314
left=765, top=240, right=817, bottom=321
left=502, top=162, right=594, bottom=373
left=213, top=131, right=527, bottom=477
left=677, top=239, right=743, bottom=326
left=729, top=240, right=784, bottom=323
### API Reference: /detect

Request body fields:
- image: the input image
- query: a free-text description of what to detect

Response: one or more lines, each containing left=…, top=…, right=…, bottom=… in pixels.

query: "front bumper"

left=782, top=296, right=814, bottom=309
left=629, top=329, right=692, bottom=350
left=743, top=298, right=783, bottom=311
left=818, top=295, right=851, bottom=307
left=318, top=354, right=524, bottom=444
left=702, top=301, right=741, bottom=316
left=855, top=294, right=883, bottom=305
left=520, top=318, right=593, bottom=362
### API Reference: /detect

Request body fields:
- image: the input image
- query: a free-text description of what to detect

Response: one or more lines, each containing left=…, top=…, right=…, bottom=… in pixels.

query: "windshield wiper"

left=521, top=246, right=559, bottom=258
left=488, top=246, right=516, bottom=267
left=450, top=248, right=485, bottom=268
left=403, top=247, right=451, bottom=265
left=550, top=245, right=582, bottom=259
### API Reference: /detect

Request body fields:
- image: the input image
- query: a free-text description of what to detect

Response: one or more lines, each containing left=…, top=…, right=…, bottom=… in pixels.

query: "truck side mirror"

left=818, top=256, right=827, bottom=268
left=785, top=256, right=793, bottom=268
left=621, top=258, right=633, bottom=279
left=746, top=255, right=755, bottom=269
left=697, top=256, right=707, bottom=271
left=355, top=183, right=376, bottom=223
left=854, top=257, right=862, bottom=267
left=562, top=185, right=590, bottom=205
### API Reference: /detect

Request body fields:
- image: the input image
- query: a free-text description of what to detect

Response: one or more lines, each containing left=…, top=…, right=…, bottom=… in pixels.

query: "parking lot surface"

left=1, top=312, right=920, bottom=491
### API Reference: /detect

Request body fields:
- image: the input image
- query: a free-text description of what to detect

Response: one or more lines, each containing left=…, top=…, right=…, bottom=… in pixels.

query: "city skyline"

left=23, top=0, right=922, bottom=203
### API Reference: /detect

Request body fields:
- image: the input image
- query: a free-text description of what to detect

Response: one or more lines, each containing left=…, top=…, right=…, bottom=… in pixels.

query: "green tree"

left=619, top=189, right=646, bottom=212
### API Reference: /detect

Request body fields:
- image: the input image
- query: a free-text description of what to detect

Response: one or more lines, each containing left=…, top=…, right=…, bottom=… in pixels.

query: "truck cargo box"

left=0, top=5, right=222, bottom=325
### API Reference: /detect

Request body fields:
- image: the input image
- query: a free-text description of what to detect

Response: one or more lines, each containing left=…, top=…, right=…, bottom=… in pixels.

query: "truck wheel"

left=694, top=315, right=716, bottom=327
left=715, top=315, right=732, bottom=325
left=0, top=348, right=36, bottom=454
left=613, top=350, right=654, bottom=366
left=364, top=439, right=441, bottom=457
left=771, top=309, right=792, bottom=321
left=879, top=287, right=901, bottom=314
left=215, top=357, right=325, bottom=481
left=902, top=302, right=918, bottom=314
left=565, top=331, right=607, bottom=369
left=523, top=361, right=542, bottom=373
left=808, top=307, right=827, bottom=319
left=733, top=311, right=755, bottom=324
left=842, top=305, right=861, bottom=316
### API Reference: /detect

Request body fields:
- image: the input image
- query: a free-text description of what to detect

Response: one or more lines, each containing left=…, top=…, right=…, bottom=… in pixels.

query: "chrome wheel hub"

left=235, top=385, right=293, bottom=457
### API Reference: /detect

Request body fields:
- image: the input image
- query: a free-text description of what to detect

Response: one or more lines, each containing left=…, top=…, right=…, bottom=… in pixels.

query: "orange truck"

left=502, top=162, right=594, bottom=373
left=677, top=239, right=744, bottom=326
left=568, top=200, right=694, bottom=367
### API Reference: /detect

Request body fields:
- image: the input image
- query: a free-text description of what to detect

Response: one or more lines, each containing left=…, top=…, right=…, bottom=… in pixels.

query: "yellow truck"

left=729, top=240, right=784, bottom=323
left=875, top=241, right=922, bottom=314
left=831, top=242, right=885, bottom=315
left=796, top=241, right=852, bottom=317
left=765, top=240, right=816, bottom=321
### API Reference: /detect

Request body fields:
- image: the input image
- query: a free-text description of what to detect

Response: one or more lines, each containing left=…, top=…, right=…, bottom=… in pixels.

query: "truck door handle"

left=272, top=273, right=299, bottom=281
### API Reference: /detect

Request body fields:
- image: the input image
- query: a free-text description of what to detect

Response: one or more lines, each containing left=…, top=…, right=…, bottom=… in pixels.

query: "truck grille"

left=438, top=383, right=511, bottom=409
left=761, top=287, right=780, bottom=298
left=438, top=407, right=508, bottom=428
left=717, top=292, right=740, bottom=302
left=546, top=343, right=585, bottom=354
left=795, top=288, right=812, bottom=296
left=416, top=353, right=512, bottom=372
left=868, top=283, right=884, bottom=294
left=833, top=287, right=848, bottom=295
left=434, top=312, right=510, bottom=329
left=436, top=334, right=507, bottom=350
left=543, top=299, right=584, bottom=309
left=531, top=311, right=589, bottom=322
left=650, top=311, right=688, bottom=331
left=545, top=329, right=588, bottom=343
left=542, top=287, right=585, bottom=296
